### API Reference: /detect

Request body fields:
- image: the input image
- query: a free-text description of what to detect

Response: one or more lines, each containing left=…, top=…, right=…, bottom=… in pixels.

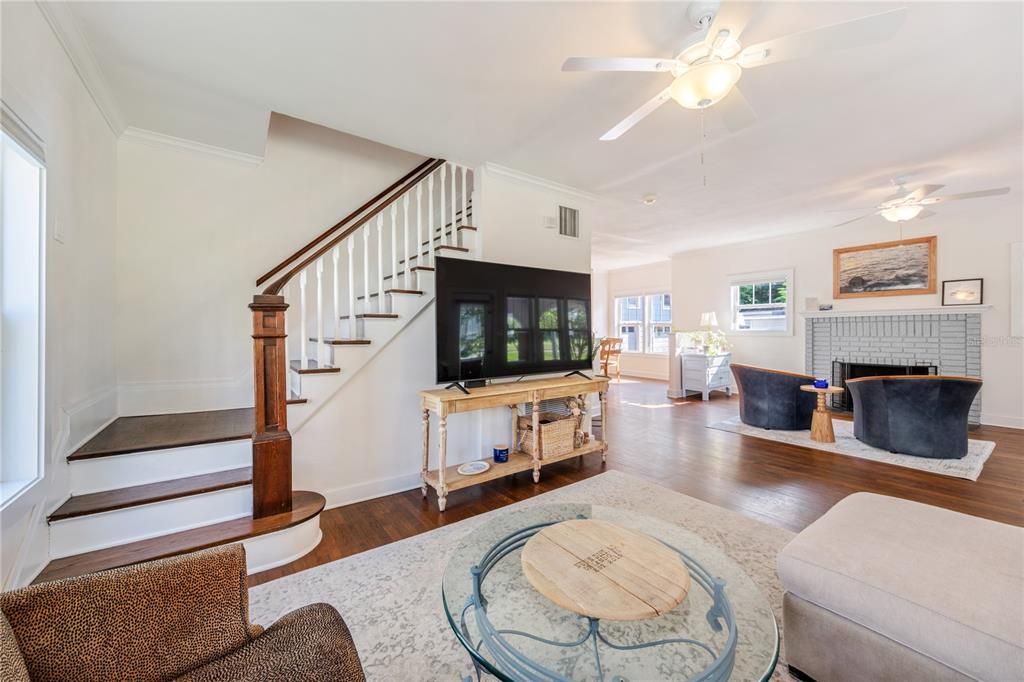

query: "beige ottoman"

left=777, top=493, right=1024, bottom=681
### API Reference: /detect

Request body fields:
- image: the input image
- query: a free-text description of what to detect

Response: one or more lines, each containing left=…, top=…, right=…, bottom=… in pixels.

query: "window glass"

left=731, top=275, right=791, bottom=333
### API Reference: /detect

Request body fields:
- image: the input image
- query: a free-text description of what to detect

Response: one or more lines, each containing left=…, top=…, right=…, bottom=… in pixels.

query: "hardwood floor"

left=249, top=378, right=1023, bottom=587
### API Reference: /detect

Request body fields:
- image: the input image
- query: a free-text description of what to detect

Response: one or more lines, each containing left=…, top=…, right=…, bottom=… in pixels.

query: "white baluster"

left=439, top=164, right=448, bottom=252
left=427, top=172, right=435, bottom=268
left=316, top=258, right=325, bottom=367
left=402, top=193, right=411, bottom=290
left=415, top=183, right=423, bottom=285
left=347, top=238, right=356, bottom=338
left=332, top=245, right=341, bottom=338
left=299, top=268, right=309, bottom=370
left=362, top=225, right=370, bottom=315
left=449, top=164, right=457, bottom=246
left=461, top=165, right=469, bottom=230
left=390, top=203, right=397, bottom=299
left=376, top=214, right=384, bottom=313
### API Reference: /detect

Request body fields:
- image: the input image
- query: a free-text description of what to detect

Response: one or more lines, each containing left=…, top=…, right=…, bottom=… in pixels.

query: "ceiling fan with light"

left=831, top=182, right=1011, bottom=226
left=563, top=1, right=907, bottom=141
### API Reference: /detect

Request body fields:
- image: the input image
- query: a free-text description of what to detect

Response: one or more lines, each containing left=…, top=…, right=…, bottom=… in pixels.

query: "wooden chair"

left=597, top=337, right=623, bottom=380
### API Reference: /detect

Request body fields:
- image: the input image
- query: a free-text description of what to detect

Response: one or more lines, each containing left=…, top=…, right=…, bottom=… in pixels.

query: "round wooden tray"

left=521, top=519, right=691, bottom=621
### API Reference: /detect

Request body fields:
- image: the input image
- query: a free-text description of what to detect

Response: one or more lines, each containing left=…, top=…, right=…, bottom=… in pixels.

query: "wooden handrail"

left=262, top=158, right=446, bottom=296
left=255, top=157, right=439, bottom=288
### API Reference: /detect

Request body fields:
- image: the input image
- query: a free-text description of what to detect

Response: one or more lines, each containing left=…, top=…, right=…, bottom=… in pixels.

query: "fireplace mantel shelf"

left=800, top=305, right=992, bottom=319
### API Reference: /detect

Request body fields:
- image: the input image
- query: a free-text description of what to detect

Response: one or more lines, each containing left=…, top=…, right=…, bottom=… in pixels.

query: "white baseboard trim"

left=118, top=375, right=251, bottom=416
left=980, top=412, right=1024, bottom=429
left=321, top=472, right=423, bottom=510
left=619, top=370, right=669, bottom=381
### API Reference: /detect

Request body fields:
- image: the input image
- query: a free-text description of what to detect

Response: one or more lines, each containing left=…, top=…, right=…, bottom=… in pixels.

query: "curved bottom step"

left=34, top=491, right=325, bottom=584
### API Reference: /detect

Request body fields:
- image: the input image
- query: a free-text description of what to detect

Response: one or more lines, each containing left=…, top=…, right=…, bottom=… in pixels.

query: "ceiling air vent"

left=558, top=206, right=579, bottom=238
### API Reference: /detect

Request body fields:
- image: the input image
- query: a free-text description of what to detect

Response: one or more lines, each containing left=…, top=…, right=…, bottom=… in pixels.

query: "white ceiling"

left=66, top=1, right=1023, bottom=270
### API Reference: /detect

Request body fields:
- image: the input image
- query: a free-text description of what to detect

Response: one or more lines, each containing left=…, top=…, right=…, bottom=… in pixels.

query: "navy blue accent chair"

left=847, top=376, right=982, bottom=459
left=731, top=364, right=818, bottom=430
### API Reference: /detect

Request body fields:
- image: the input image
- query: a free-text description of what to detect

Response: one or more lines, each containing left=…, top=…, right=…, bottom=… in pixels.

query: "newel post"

left=250, top=294, right=293, bottom=518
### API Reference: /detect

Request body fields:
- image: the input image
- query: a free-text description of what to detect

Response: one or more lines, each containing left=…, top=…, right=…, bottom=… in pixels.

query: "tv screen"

left=435, top=257, right=593, bottom=383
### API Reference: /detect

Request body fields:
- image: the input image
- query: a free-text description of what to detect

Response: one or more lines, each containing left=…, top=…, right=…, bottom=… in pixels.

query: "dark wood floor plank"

left=68, top=408, right=254, bottom=461
left=48, top=467, right=253, bottom=522
left=249, top=378, right=1023, bottom=587
left=35, top=491, right=325, bottom=584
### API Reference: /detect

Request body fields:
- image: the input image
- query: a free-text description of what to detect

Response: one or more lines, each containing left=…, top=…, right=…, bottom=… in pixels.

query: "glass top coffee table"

left=442, top=504, right=778, bottom=681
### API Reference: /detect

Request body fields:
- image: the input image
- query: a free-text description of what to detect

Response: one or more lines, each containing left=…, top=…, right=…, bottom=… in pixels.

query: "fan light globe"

left=881, top=204, right=924, bottom=222
left=670, top=61, right=743, bottom=109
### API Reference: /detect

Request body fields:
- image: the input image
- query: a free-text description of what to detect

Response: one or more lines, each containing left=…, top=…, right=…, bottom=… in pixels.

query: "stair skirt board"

left=69, top=439, right=252, bottom=495
left=49, top=486, right=253, bottom=559
left=243, top=516, right=322, bottom=575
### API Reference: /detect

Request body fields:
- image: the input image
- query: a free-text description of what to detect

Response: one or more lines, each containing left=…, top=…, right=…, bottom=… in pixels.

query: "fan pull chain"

left=699, top=107, right=707, bottom=188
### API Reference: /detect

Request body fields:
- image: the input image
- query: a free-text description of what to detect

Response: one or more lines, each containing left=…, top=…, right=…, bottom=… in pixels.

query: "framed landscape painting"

left=833, top=236, right=937, bottom=299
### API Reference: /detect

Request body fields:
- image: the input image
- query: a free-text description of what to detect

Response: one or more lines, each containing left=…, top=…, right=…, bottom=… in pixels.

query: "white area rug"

left=249, top=471, right=796, bottom=681
left=709, top=416, right=994, bottom=481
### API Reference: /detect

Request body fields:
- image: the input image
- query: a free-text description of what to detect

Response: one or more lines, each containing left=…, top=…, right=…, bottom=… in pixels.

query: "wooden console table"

left=420, top=375, right=609, bottom=511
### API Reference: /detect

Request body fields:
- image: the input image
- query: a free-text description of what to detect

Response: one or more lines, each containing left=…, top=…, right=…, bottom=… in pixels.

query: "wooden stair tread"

left=286, top=392, right=307, bottom=405
left=49, top=467, right=253, bottom=522
left=289, top=359, right=340, bottom=374
left=68, top=408, right=254, bottom=461
left=355, top=289, right=423, bottom=301
left=398, top=245, right=470, bottom=265
left=310, top=337, right=371, bottom=345
left=34, top=491, right=326, bottom=584
left=339, top=313, right=399, bottom=320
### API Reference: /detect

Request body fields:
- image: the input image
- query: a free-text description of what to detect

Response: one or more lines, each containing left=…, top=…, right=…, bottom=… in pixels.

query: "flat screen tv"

left=435, top=257, right=593, bottom=384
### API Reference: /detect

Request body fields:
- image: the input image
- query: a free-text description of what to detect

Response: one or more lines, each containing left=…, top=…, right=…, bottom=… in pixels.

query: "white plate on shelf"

left=457, top=461, right=491, bottom=476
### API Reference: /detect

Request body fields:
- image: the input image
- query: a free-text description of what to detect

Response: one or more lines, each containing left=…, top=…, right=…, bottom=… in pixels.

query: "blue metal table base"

left=459, top=517, right=738, bottom=682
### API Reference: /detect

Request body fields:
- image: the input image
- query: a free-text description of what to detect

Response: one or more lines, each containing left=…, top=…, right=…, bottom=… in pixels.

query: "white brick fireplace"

left=804, top=307, right=987, bottom=424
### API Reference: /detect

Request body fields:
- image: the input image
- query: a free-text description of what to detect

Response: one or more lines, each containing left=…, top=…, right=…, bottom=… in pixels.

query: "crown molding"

left=36, top=1, right=126, bottom=135
left=481, top=162, right=598, bottom=202
left=121, top=126, right=264, bottom=165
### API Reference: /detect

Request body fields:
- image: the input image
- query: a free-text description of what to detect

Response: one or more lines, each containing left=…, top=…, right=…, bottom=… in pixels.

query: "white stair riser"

left=459, top=229, right=477, bottom=252
left=49, top=486, right=253, bottom=558
left=243, top=516, right=322, bottom=574
left=69, top=439, right=251, bottom=495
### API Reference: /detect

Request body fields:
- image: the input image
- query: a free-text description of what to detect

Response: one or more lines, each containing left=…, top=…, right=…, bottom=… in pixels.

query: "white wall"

left=604, top=260, right=673, bottom=381
left=474, top=163, right=594, bottom=274
left=1, top=2, right=119, bottom=587
left=115, top=114, right=425, bottom=414
left=672, top=198, right=1024, bottom=428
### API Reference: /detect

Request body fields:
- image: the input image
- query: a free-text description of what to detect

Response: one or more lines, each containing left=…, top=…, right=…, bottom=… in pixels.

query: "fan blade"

left=739, top=8, right=906, bottom=68
left=705, top=2, right=759, bottom=48
left=918, top=187, right=1010, bottom=204
left=826, top=205, right=883, bottom=213
left=562, top=57, right=680, bottom=73
left=908, top=184, right=944, bottom=201
left=915, top=209, right=936, bottom=220
left=599, top=87, right=673, bottom=141
left=716, top=85, right=757, bottom=133
left=832, top=213, right=875, bottom=228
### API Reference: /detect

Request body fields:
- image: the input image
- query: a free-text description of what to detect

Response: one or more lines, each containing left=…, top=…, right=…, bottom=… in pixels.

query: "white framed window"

left=729, top=269, right=793, bottom=336
left=614, top=293, right=672, bottom=354
left=1, top=114, right=47, bottom=506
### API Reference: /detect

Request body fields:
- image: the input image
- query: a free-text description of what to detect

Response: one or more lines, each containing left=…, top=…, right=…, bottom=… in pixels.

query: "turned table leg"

left=531, top=391, right=541, bottom=483
left=599, top=390, right=608, bottom=462
left=810, top=393, right=836, bottom=444
left=438, top=409, right=448, bottom=511
left=421, top=408, right=430, bottom=497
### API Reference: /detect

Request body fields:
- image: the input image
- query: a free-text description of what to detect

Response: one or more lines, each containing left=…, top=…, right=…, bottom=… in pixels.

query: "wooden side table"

left=800, top=385, right=846, bottom=443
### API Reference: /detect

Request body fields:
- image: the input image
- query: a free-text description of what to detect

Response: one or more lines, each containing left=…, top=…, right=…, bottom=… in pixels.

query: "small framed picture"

left=942, top=278, right=983, bottom=306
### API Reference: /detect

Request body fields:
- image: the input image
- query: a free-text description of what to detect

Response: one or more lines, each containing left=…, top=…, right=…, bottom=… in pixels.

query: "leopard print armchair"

left=0, top=545, right=365, bottom=682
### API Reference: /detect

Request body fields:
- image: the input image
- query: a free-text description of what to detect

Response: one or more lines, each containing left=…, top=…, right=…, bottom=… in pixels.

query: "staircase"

left=35, top=158, right=476, bottom=584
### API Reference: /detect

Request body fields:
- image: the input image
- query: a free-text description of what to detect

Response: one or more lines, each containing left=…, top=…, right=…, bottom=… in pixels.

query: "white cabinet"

left=680, top=352, right=732, bottom=401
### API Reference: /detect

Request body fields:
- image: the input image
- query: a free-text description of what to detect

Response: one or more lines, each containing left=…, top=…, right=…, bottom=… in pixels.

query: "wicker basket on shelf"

left=517, top=412, right=576, bottom=459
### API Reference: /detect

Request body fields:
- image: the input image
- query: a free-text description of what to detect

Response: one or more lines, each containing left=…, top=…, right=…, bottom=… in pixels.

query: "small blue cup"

left=813, top=378, right=829, bottom=389
left=493, top=444, right=509, bottom=463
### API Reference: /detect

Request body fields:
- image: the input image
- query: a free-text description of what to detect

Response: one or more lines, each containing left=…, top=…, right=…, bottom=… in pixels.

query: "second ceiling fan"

left=563, top=2, right=907, bottom=140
